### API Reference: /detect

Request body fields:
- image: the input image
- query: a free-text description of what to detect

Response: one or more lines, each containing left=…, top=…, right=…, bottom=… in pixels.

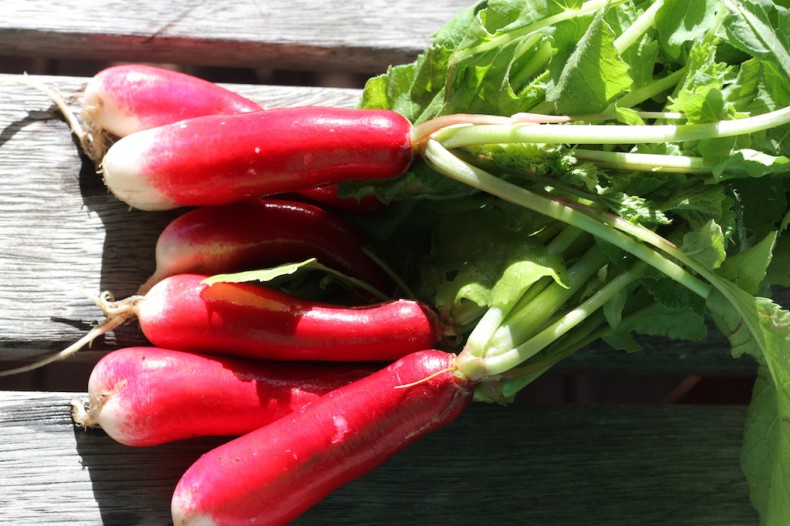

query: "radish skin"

left=171, top=349, right=472, bottom=526
left=72, top=347, right=375, bottom=446
left=103, top=274, right=440, bottom=362
left=81, top=65, right=387, bottom=213
left=295, top=184, right=384, bottom=212
left=81, top=64, right=262, bottom=161
left=101, top=107, right=414, bottom=211
left=137, top=198, right=390, bottom=295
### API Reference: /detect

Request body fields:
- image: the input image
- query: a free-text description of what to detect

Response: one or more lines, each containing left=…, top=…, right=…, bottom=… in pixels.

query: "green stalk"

left=459, top=260, right=647, bottom=379
left=486, top=310, right=610, bottom=402
left=616, top=68, right=687, bottom=109
left=509, top=38, right=553, bottom=91
left=423, top=139, right=711, bottom=298
left=464, top=226, right=586, bottom=354
left=574, top=149, right=713, bottom=174
left=613, top=0, right=664, bottom=53
left=485, top=244, right=608, bottom=356
left=435, top=106, right=790, bottom=149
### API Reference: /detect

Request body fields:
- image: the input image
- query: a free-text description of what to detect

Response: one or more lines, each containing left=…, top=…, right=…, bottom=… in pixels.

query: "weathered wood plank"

left=0, top=0, right=471, bottom=74
left=0, top=391, right=756, bottom=525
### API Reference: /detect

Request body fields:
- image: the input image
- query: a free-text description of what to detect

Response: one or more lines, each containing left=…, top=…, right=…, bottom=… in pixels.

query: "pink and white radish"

left=171, top=349, right=472, bottom=526
left=80, top=64, right=262, bottom=161
left=126, top=274, right=439, bottom=361
left=100, top=107, right=413, bottom=210
left=41, top=274, right=440, bottom=366
left=72, top=347, right=375, bottom=446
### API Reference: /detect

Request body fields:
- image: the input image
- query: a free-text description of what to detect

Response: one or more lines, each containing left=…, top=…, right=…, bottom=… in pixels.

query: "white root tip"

left=78, top=104, right=109, bottom=164
left=16, top=74, right=103, bottom=163
left=70, top=397, right=95, bottom=427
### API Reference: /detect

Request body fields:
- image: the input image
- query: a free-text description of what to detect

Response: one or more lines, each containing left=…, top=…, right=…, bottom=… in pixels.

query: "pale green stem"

left=574, top=149, right=713, bottom=174
left=486, top=245, right=608, bottom=355
left=475, top=261, right=647, bottom=377
left=613, top=0, right=664, bottom=53
left=423, top=139, right=712, bottom=298
left=616, top=68, right=687, bottom=109
left=510, top=38, right=553, bottom=90
left=436, top=106, right=790, bottom=149
left=464, top=226, right=585, bottom=354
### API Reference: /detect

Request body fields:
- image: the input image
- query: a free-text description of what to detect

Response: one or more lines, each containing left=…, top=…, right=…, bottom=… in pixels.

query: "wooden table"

left=0, top=1, right=776, bottom=523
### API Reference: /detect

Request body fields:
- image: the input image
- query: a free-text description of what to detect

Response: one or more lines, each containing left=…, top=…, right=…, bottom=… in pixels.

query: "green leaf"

left=202, top=259, right=389, bottom=301
left=708, top=288, right=790, bottom=524
left=665, top=38, right=732, bottom=123
left=717, top=231, right=777, bottom=295
left=741, top=363, right=790, bottom=526
left=765, top=231, right=790, bottom=288
left=661, top=182, right=736, bottom=232
left=723, top=0, right=790, bottom=81
left=601, top=192, right=671, bottom=226
left=700, top=142, right=790, bottom=181
left=359, top=0, right=480, bottom=120
left=202, top=259, right=321, bottom=286
left=491, top=254, right=569, bottom=309
left=545, top=8, right=633, bottom=114
left=681, top=219, right=727, bottom=269
left=642, top=273, right=707, bottom=314
left=654, top=0, right=719, bottom=60
left=614, top=106, right=646, bottom=125
left=603, top=300, right=708, bottom=351
left=730, top=176, right=789, bottom=246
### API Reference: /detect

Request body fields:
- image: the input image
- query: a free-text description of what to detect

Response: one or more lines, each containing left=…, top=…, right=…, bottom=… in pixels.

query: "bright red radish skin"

left=82, top=64, right=261, bottom=137
left=171, top=350, right=472, bottom=526
left=137, top=198, right=390, bottom=295
left=105, top=274, right=440, bottom=362
left=101, top=107, right=414, bottom=211
left=81, top=64, right=262, bottom=162
left=71, top=347, right=375, bottom=446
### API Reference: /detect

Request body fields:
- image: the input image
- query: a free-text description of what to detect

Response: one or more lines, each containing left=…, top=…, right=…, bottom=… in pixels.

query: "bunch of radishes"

left=60, top=64, right=477, bottom=525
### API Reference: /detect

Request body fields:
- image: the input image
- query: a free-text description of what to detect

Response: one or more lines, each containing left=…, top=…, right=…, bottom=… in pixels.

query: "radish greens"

left=354, top=0, right=790, bottom=522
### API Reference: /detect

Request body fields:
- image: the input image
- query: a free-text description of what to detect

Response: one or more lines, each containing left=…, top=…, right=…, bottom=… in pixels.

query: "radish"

left=73, top=274, right=439, bottom=363
left=137, top=198, right=391, bottom=294
left=80, top=64, right=262, bottom=162
left=294, top=184, right=383, bottom=213
left=170, top=349, right=472, bottom=526
left=100, top=107, right=413, bottom=210
left=71, top=347, right=375, bottom=446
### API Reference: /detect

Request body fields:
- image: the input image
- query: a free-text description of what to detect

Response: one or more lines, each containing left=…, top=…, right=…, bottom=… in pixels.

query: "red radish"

left=137, top=198, right=390, bottom=294
left=100, top=107, right=413, bottom=210
left=295, top=184, right=384, bottom=212
left=171, top=349, right=472, bottom=526
left=71, top=347, right=375, bottom=446
left=97, top=274, right=440, bottom=362
left=80, top=64, right=262, bottom=161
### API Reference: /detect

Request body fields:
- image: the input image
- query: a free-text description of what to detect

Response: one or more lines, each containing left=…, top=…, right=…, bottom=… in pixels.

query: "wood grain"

left=0, top=0, right=471, bottom=74
left=0, top=391, right=756, bottom=525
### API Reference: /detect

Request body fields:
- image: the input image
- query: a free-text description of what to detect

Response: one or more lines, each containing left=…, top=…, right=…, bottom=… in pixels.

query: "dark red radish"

left=295, top=184, right=384, bottom=213
left=71, top=347, right=375, bottom=446
left=171, top=349, right=472, bottom=526
left=97, top=274, right=441, bottom=362
left=100, top=107, right=414, bottom=211
left=137, top=198, right=390, bottom=295
left=80, top=64, right=262, bottom=162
